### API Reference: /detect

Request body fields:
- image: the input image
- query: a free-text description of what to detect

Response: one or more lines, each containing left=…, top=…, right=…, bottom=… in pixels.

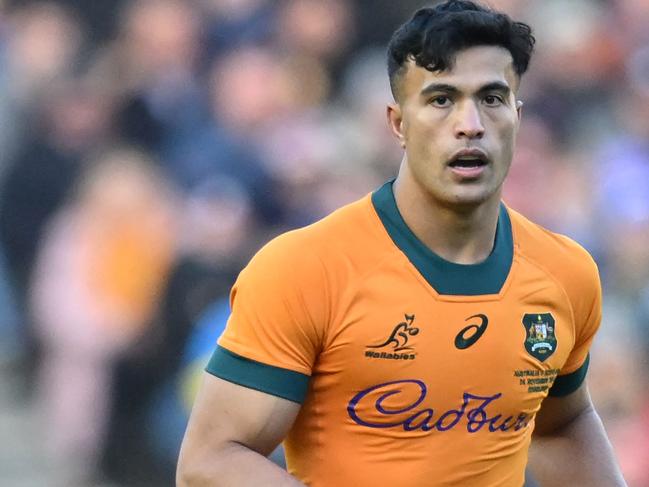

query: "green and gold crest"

left=522, top=313, right=556, bottom=362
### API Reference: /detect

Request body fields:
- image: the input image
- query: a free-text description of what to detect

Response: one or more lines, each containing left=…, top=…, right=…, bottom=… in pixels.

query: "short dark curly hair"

left=387, top=0, right=535, bottom=99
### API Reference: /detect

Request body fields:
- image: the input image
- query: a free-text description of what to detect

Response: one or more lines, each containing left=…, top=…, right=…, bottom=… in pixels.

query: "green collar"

left=371, top=181, right=513, bottom=296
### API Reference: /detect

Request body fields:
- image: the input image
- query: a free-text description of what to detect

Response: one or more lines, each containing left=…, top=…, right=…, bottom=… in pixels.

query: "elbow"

left=177, top=445, right=235, bottom=486
left=177, top=437, right=253, bottom=485
left=177, top=453, right=214, bottom=487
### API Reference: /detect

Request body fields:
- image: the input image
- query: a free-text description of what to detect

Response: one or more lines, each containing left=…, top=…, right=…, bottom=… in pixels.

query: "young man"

left=177, top=2, right=627, bottom=485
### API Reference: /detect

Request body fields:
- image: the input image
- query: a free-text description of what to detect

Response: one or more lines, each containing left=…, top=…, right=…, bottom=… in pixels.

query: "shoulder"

left=230, top=193, right=384, bottom=338
left=242, top=192, right=387, bottom=281
left=509, top=207, right=598, bottom=276
left=508, top=207, right=600, bottom=302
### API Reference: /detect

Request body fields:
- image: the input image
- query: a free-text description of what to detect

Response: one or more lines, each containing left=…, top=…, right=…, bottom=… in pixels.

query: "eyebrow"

left=476, top=82, right=511, bottom=97
left=420, top=81, right=511, bottom=97
left=420, top=83, right=460, bottom=97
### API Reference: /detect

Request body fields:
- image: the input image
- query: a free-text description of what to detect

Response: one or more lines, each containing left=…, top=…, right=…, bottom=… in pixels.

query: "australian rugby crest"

left=522, top=313, right=556, bottom=362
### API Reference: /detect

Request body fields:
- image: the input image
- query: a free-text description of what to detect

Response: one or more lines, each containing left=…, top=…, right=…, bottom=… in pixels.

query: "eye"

left=483, top=95, right=503, bottom=106
left=430, top=95, right=452, bottom=107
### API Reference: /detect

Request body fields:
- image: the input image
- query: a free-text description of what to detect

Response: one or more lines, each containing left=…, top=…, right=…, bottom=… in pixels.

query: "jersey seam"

left=311, top=249, right=333, bottom=357
left=325, top=248, right=402, bottom=349
left=321, top=199, right=406, bottom=349
left=515, top=249, right=578, bottom=369
left=268, top=230, right=332, bottom=370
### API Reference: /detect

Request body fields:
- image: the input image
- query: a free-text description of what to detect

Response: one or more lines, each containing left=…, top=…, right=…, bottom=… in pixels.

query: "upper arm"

left=179, top=373, right=301, bottom=464
left=556, top=243, right=602, bottom=378
left=178, top=233, right=326, bottom=475
left=533, top=380, right=593, bottom=437
left=534, top=246, right=602, bottom=435
left=530, top=382, right=628, bottom=487
left=218, top=233, right=328, bottom=376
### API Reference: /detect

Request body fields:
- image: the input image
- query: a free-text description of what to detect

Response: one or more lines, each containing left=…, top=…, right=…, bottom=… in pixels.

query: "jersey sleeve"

left=549, top=252, right=602, bottom=397
left=207, top=232, right=329, bottom=403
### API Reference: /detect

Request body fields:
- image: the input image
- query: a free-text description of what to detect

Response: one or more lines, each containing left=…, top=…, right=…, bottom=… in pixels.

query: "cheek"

left=409, top=114, right=446, bottom=150
left=494, top=116, right=518, bottom=152
left=404, top=121, right=433, bottom=153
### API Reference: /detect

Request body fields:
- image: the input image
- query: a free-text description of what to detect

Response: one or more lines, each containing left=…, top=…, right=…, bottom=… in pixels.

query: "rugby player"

left=177, top=2, right=627, bottom=485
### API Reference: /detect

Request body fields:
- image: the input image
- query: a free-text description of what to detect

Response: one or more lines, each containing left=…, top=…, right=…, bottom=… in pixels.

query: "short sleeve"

left=207, top=232, right=329, bottom=403
left=549, top=254, right=602, bottom=397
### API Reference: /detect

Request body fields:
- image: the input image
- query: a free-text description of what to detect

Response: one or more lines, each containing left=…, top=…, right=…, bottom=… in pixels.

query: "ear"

left=387, top=103, right=406, bottom=148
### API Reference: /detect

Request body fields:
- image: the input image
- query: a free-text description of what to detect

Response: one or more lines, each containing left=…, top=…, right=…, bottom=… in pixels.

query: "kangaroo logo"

left=368, top=314, right=419, bottom=352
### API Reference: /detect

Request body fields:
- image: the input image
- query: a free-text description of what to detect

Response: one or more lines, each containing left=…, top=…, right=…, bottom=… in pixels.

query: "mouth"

left=447, top=151, right=489, bottom=179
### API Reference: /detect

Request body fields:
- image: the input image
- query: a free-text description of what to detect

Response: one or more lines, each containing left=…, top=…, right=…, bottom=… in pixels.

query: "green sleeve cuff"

left=549, top=354, right=590, bottom=397
left=205, top=345, right=310, bottom=404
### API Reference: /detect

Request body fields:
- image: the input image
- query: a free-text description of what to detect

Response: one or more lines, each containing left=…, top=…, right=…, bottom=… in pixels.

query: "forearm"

left=177, top=441, right=306, bottom=487
left=529, top=406, right=626, bottom=487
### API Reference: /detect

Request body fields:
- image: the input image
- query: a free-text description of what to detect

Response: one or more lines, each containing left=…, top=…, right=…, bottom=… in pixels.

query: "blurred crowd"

left=0, top=0, right=647, bottom=486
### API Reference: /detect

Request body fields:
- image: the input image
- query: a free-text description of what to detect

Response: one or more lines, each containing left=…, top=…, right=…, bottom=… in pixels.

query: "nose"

left=454, top=101, right=485, bottom=139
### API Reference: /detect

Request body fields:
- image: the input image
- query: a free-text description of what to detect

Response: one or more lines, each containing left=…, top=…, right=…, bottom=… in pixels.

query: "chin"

left=446, top=188, right=495, bottom=208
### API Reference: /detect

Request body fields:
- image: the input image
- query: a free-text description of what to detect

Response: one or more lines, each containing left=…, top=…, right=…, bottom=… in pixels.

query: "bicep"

left=180, top=372, right=302, bottom=459
left=533, top=381, right=593, bottom=437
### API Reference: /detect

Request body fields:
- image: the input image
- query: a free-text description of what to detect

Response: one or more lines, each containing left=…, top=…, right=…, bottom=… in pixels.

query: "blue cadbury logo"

left=347, top=379, right=529, bottom=433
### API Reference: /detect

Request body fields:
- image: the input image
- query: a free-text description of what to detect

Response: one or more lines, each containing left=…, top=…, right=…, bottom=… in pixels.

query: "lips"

left=449, top=157, right=487, bottom=168
left=448, top=149, right=489, bottom=178
left=448, top=149, right=489, bottom=168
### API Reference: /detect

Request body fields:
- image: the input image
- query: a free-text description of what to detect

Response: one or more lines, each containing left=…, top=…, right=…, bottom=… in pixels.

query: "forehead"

left=401, top=45, right=518, bottom=96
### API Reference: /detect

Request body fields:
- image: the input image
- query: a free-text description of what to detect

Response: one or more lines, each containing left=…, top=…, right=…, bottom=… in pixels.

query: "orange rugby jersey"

left=208, top=181, right=601, bottom=487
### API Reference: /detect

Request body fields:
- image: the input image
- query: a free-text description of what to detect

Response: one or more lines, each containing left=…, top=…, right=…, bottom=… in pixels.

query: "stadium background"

left=0, top=0, right=647, bottom=485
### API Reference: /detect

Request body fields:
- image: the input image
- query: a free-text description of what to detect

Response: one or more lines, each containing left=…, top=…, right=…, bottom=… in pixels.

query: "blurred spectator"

left=0, top=77, right=113, bottom=396
left=201, top=0, right=276, bottom=56
left=5, top=0, right=123, bottom=44
left=592, top=46, right=649, bottom=298
left=0, top=3, right=86, bottom=307
left=4, top=2, right=82, bottom=100
left=274, top=0, right=355, bottom=87
left=99, top=176, right=256, bottom=485
left=163, top=45, right=287, bottom=225
left=30, top=147, right=176, bottom=482
left=110, top=0, right=207, bottom=152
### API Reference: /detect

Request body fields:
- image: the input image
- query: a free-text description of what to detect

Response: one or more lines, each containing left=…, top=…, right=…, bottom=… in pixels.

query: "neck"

left=392, top=169, right=502, bottom=265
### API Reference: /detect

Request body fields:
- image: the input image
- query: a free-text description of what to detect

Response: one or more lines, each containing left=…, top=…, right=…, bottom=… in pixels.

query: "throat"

left=433, top=235, right=494, bottom=265
left=422, top=217, right=497, bottom=265
left=393, top=177, right=500, bottom=265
